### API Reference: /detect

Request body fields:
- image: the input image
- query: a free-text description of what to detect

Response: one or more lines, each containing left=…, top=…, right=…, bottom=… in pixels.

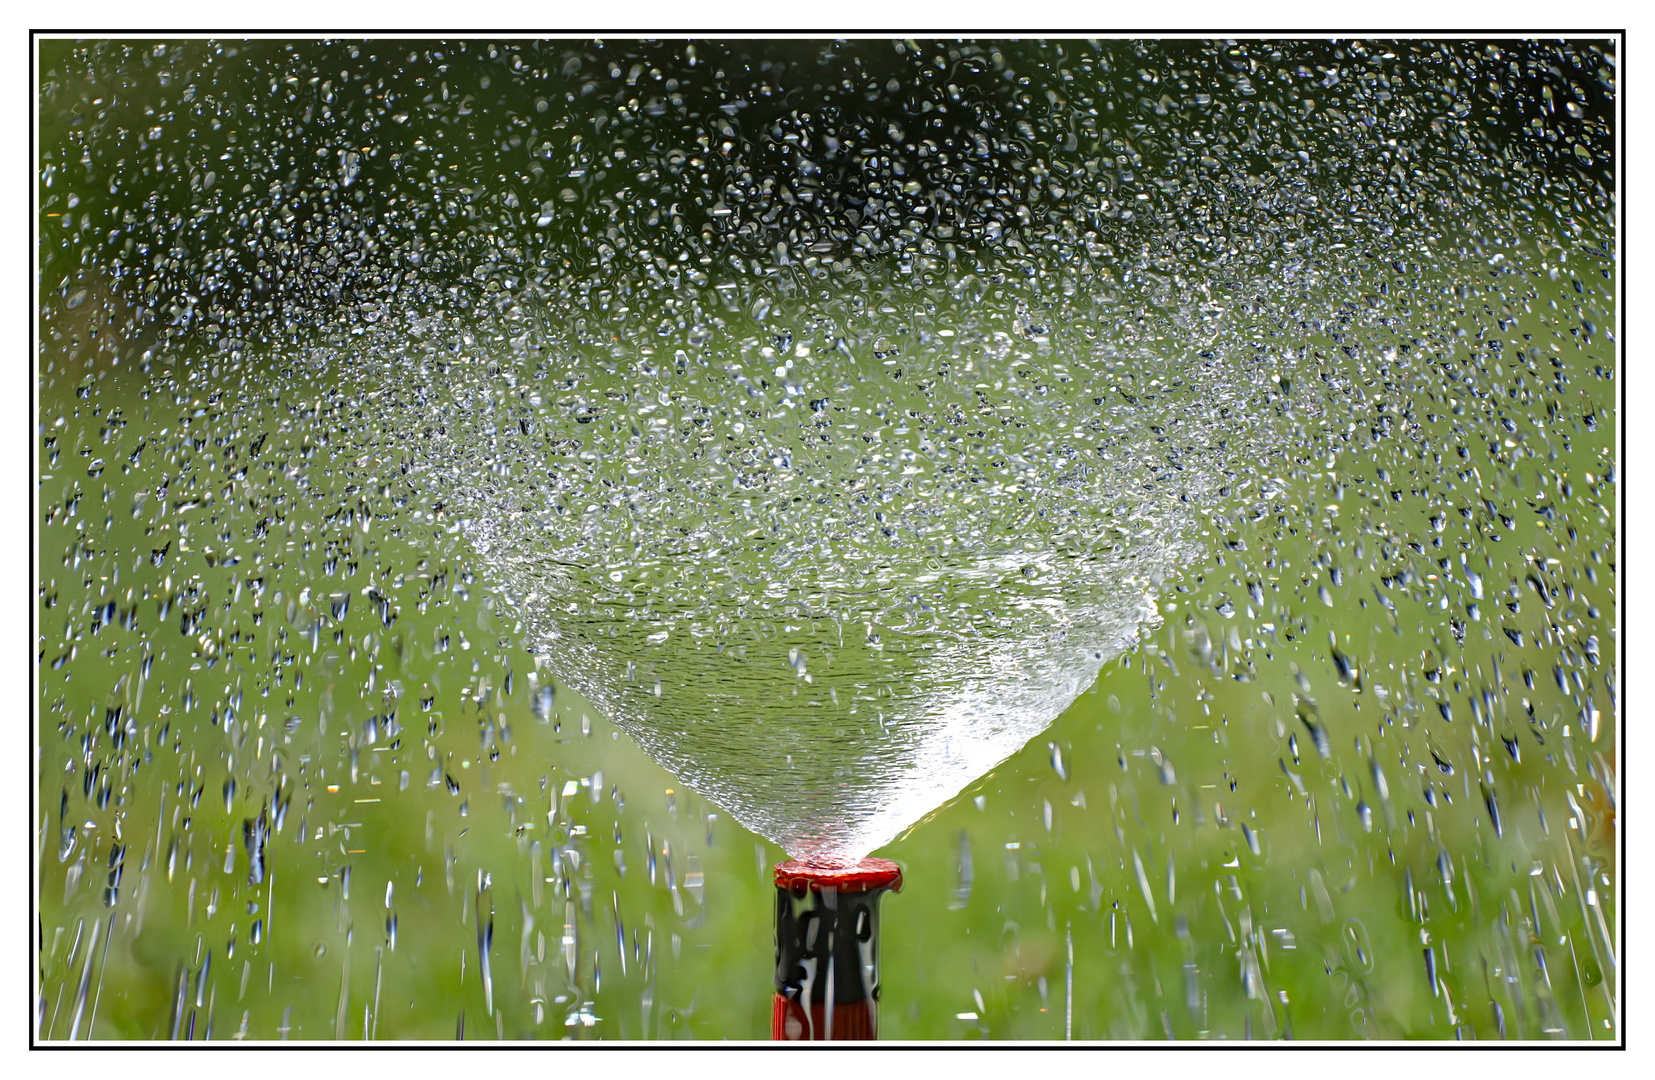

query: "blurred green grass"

left=36, top=268, right=1617, bottom=1038
left=36, top=38, right=1616, bottom=1041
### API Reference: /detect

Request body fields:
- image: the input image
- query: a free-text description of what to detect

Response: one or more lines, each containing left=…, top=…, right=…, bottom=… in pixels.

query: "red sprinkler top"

left=774, top=857, right=903, bottom=895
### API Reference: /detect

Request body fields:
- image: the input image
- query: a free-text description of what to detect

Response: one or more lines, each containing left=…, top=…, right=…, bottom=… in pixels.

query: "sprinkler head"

left=772, top=857, right=903, bottom=1041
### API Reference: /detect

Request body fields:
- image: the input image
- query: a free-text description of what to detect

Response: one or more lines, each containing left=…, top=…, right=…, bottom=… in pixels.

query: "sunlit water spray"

left=369, top=287, right=1212, bottom=863
left=326, top=158, right=1527, bottom=865
left=102, top=28, right=1612, bottom=868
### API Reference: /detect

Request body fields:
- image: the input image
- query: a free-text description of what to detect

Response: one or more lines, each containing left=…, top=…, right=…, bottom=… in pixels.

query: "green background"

left=37, top=38, right=1617, bottom=1040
